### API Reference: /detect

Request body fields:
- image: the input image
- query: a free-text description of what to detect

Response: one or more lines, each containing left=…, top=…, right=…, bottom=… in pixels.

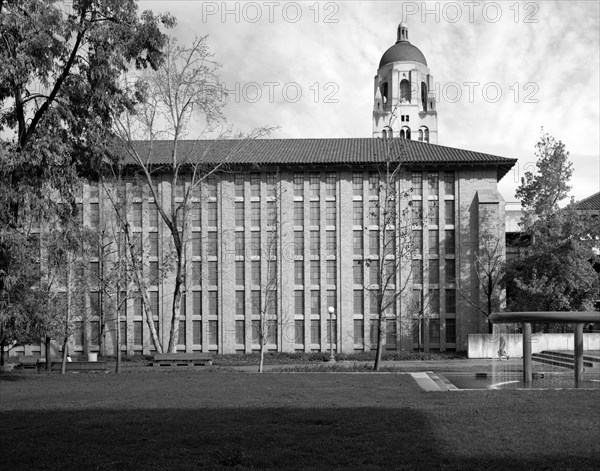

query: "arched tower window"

left=401, top=126, right=411, bottom=140
left=418, top=129, right=423, bottom=142
left=424, top=127, right=429, bottom=143
left=381, top=82, right=389, bottom=104
left=399, top=129, right=405, bottom=139
left=419, top=126, right=429, bottom=143
left=421, top=82, right=428, bottom=111
left=400, top=79, right=411, bottom=103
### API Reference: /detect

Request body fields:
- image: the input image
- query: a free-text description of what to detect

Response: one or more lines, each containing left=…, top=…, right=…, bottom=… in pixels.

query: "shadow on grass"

left=0, top=373, right=29, bottom=382
left=1, top=407, right=598, bottom=470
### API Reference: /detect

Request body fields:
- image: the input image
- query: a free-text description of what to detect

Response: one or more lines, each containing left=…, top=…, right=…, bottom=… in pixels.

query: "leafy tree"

left=507, top=131, right=600, bottom=317
left=1, top=0, right=173, bottom=356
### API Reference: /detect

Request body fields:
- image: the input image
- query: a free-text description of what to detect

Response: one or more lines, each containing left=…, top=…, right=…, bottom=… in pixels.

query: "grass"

left=1, top=370, right=599, bottom=470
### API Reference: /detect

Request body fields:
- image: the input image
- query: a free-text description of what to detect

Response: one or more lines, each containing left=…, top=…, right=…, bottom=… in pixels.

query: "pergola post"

left=574, top=323, right=584, bottom=386
left=522, top=322, right=532, bottom=384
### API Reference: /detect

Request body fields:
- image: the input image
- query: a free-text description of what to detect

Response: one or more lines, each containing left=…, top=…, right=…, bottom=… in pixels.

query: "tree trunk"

left=0, top=340, right=5, bottom=367
left=167, top=284, right=182, bottom=353
left=61, top=337, right=68, bottom=375
left=374, top=313, right=385, bottom=372
left=115, top=311, right=121, bottom=374
left=259, top=343, right=265, bottom=373
left=45, top=336, right=51, bottom=372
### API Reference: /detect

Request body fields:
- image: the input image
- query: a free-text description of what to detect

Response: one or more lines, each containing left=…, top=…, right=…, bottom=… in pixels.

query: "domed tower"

left=373, top=23, right=437, bottom=143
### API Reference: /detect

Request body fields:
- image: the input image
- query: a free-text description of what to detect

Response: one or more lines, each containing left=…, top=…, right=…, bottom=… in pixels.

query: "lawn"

left=1, top=370, right=599, bottom=470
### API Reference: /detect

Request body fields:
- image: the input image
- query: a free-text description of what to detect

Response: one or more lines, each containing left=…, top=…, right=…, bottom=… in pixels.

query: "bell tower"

left=373, top=23, right=438, bottom=143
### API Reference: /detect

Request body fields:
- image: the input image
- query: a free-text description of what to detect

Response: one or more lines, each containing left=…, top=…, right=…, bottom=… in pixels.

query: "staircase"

left=532, top=350, right=600, bottom=369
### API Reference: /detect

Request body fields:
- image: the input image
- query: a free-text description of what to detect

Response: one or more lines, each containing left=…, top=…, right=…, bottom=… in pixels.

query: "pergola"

left=489, top=311, right=600, bottom=386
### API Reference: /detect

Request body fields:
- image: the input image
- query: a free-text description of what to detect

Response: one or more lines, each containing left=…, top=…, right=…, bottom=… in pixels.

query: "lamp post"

left=327, top=306, right=336, bottom=363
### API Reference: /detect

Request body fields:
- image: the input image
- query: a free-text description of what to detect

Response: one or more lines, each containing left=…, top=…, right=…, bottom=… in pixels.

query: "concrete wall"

left=468, top=333, right=600, bottom=358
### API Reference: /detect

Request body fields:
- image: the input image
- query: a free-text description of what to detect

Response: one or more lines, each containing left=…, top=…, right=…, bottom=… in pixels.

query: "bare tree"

left=250, top=179, right=285, bottom=373
left=362, top=139, right=417, bottom=371
left=458, top=211, right=505, bottom=334
left=114, top=36, right=273, bottom=353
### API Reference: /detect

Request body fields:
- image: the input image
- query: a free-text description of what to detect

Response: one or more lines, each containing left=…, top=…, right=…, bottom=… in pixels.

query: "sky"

left=138, top=0, right=600, bottom=203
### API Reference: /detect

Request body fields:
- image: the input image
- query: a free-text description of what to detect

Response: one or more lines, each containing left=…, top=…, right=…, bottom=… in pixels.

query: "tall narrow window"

left=412, top=172, right=423, bottom=196
left=325, top=173, right=336, bottom=197
left=235, top=233, right=245, bottom=257
left=208, top=320, right=218, bottom=345
left=353, top=261, right=364, bottom=285
left=412, top=230, right=423, bottom=254
left=428, top=172, right=439, bottom=196
left=368, top=173, right=379, bottom=196
left=295, top=291, right=304, bottom=315
left=294, top=232, right=304, bottom=257
left=446, top=289, right=456, bottom=314
left=400, top=79, right=411, bottom=102
left=207, top=202, right=217, bottom=227
left=310, top=320, right=320, bottom=344
left=412, top=259, right=422, bottom=284
left=429, top=259, right=439, bottom=284
left=294, top=261, right=304, bottom=285
left=89, top=203, right=99, bottom=228
left=353, top=201, right=363, bottom=226
left=235, top=174, right=245, bottom=197
left=310, top=290, right=320, bottom=315
left=206, top=176, right=217, bottom=198
left=193, top=320, right=202, bottom=345
left=235, top=202, right=244, bottom=227
left=294, top=202, right=304, bottom=226
left=250, top=201, right=260, bottom=227
left=445, top=200, right=455, bottom=225
left=444, top=171, right=455, bottom=196
left=428, top=200, right=438, bottom=225
left=445, top=259, right=456, bottom=284
left=309, top=174, right=320, bottom=198
left=411, top=200, right=423, bottom=223
left=445, top=230, right=455, bottom=255
left=446, top=318, right=456, bottom=344
left=310, top=231, right=320, bottom=257
left=354, top=290, right=364, bottom=315
left=353, top=231, right=363, bottom=256
left=235, top=321, right=245, bottom=344
left=266, top=173, right=276, bottom=198
left=310, top=261, right=320, bottom=285
left=251, top=260, right=261, bottom=285
left=320, top=230, right=333, bottom=257
left=150, top=202, right=160, bottom=227
left=310, top=201, right=320, bottom=226
left=326, top=201, right=336, bottom=226
left=250, top=173, right=260, bottom=197
left=429, top=230, right=439, bottom=255
left=250, top=232, right=260, bottom=257
left=354, top=319, right=364, bottom=344
left=295, top=320, right=305, bottom=344
left=353, top=172, right=363, bottom=196
left=235, top=291, right=245, bottom=315
left=293, top=173, right=304, bottom=197
left=326, top=260, right=336, bottom=285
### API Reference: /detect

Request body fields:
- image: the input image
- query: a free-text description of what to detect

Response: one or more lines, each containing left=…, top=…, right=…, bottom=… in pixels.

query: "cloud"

left=140, top=0, right=599, bottom=201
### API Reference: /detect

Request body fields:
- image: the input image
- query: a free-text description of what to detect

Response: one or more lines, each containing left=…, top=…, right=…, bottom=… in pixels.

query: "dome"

left=379, top=41, right=427, bottom=68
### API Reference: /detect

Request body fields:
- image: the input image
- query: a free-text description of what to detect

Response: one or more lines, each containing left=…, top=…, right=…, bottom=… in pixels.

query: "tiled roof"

left=574, top=192, right=600, bottom=211
left=122, top=138, right=517, bottom=181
